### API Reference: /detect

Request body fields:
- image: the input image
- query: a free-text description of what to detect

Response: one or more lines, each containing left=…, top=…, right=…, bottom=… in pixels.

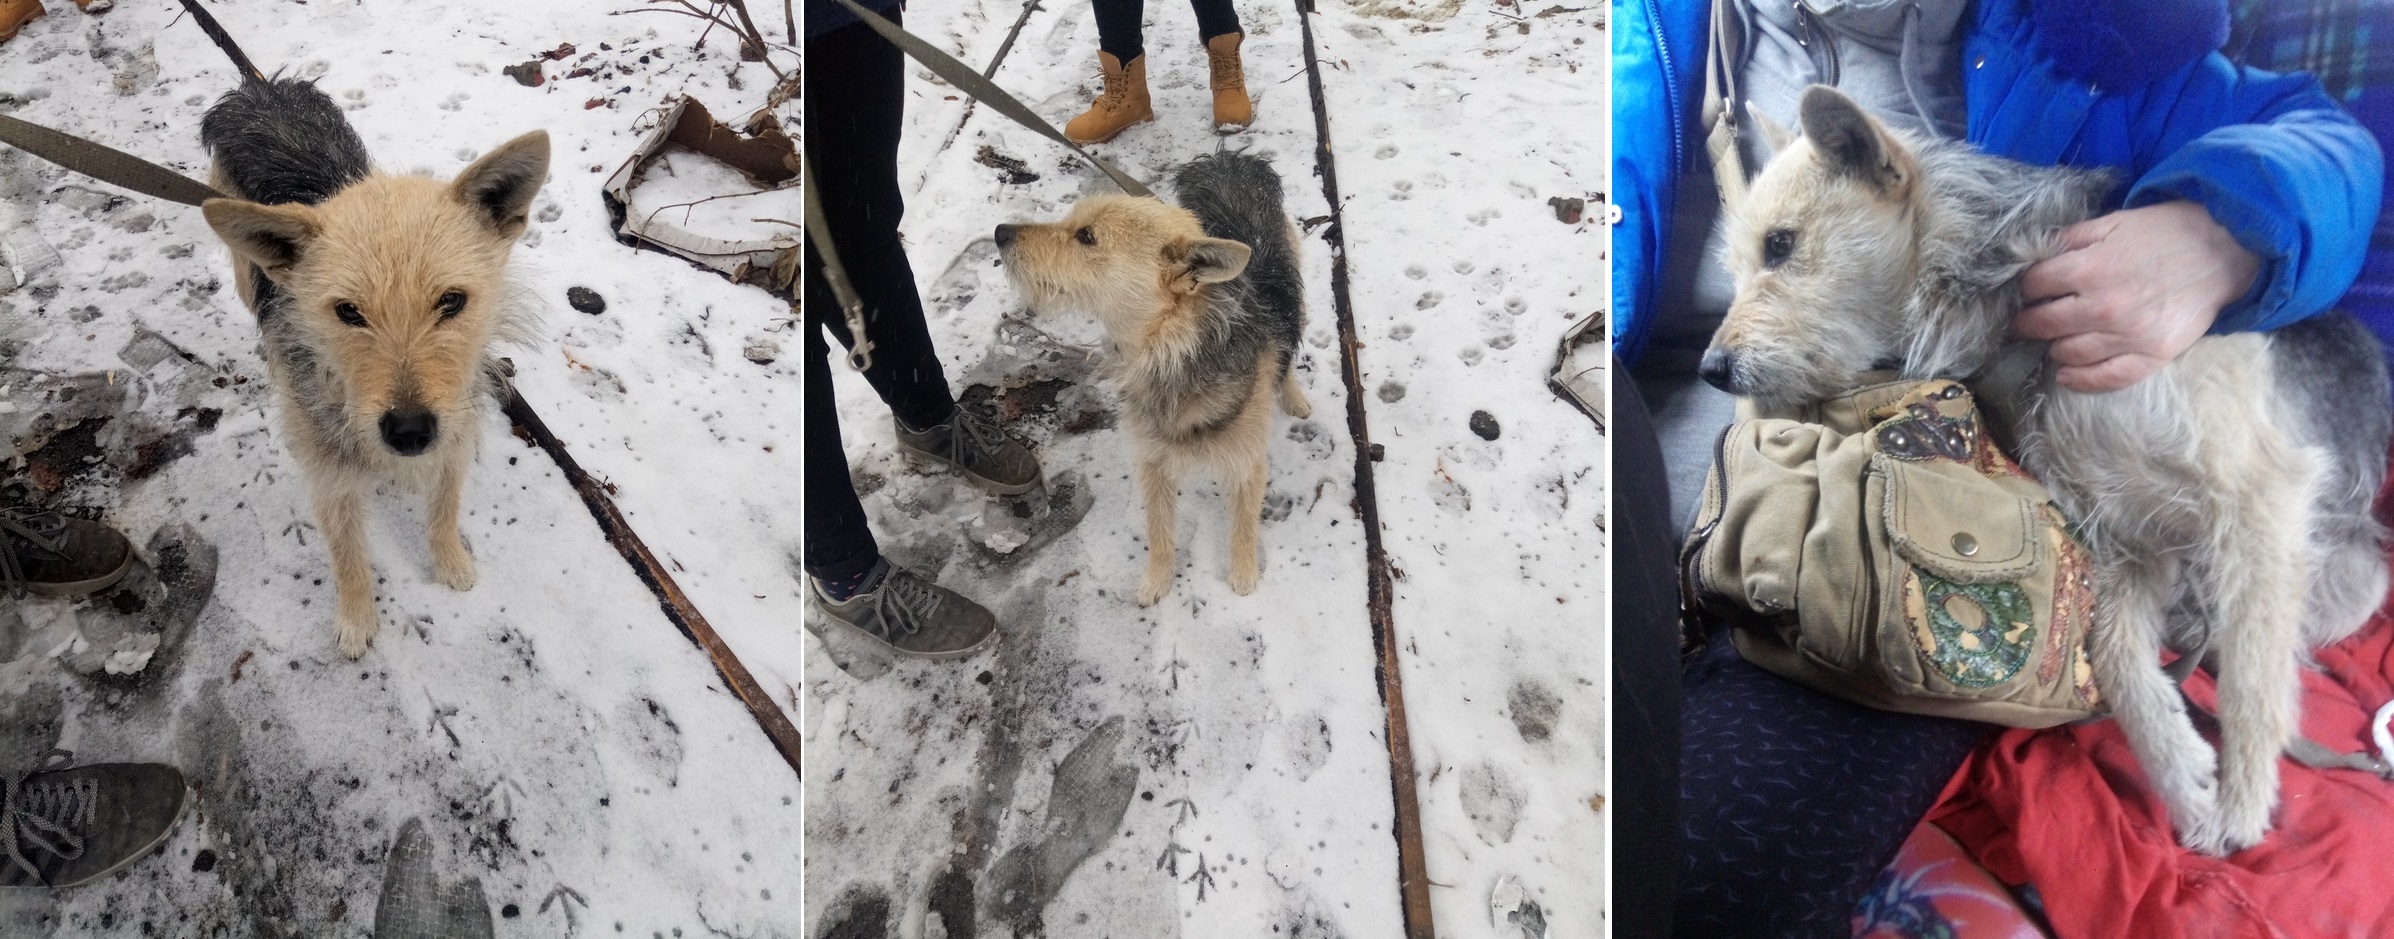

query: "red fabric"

left=1929, top=581, right=2394, bottom=939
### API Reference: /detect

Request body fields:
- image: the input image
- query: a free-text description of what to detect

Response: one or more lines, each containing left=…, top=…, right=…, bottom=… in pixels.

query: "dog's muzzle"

left=1699, top=348, right=1738, bottom=393
left=379, top=409, right=438, bottom=456
left=993, top=224, right=1018, bottom=248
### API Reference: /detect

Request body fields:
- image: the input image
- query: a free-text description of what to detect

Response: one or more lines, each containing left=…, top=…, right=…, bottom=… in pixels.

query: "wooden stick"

left=1292, top=4, right=1435, bottom=935
left=502, top=389, right=803, bottom=777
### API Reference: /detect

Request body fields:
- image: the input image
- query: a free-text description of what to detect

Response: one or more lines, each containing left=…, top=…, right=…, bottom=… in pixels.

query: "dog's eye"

left=436, top=290, right=468, bottom=318
left=334, top=302, right=367, bottom=328
left=1074, top=226, right=1097, bottom=246
left=1762, top=229, right=1797, bottom=268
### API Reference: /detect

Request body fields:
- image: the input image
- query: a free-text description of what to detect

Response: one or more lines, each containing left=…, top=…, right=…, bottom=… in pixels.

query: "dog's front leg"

left=1226, top=454, right=1265, bottom=595
left=1136, top=457, right=1180, bottom=606
left=428, top=452, right=477, bottom=591
left=314, top=477, right=381, bottom=659
left=2088, top=556, right=2225, bottom=852
left=2207, top=470, right=2313, bottom=855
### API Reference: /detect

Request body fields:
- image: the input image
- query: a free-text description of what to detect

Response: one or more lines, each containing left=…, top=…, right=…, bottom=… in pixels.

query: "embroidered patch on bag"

left=2040, top=505, right=2103, bottom=707
left=1903, top=565, right=2036, bottom=687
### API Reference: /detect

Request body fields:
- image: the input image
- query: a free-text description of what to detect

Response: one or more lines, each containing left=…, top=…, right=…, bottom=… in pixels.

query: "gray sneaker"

left=1, top=750, right=188, bottom=889
left=807, top=566, right=997, bottom=660
left=1, top=506, right=135, bottom=599
left=896, top=407, right=1043, bottom=495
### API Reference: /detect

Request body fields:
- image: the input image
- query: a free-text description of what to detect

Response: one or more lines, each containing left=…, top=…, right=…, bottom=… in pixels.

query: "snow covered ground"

left=803, top=0, right=1606, bottom=935
left=2, top=1, right=806, bottom=935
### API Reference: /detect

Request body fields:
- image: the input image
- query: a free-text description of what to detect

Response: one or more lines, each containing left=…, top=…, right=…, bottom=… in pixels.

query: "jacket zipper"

left=1793, top=2, right=1840, bottom=87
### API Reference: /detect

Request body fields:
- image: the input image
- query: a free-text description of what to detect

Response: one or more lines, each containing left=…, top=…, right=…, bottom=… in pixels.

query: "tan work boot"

left=73, top=0, right=111, bottom=12
left=1206, top=32, right=1254, bottom=129
left=0, top=0, right=46, bottom=44
left=1064, top=51, right=1153, bottom=145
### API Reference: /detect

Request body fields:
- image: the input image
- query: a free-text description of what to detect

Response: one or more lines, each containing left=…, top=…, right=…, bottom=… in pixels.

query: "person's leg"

left=1191, top=0, right=1251, bottom=126
left=1094, top=0, right=1147, bottom=64
left=804, top=12, right=958, bottom=434
left=803, top=305, right=882, bottom=591
left=1611, top=358, right=1681, bottom=939
left=1188, top=0, right=1239, bottom=43
left=1068, top=0, right=1157, bottom=143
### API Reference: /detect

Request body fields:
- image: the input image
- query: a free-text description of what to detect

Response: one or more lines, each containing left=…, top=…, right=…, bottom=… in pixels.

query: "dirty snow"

left=2, top=1, right=805, bottom=935
left=802, top=0, right=1605, bottom=936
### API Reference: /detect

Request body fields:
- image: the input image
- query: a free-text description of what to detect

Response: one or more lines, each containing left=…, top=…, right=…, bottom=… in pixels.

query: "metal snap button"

left=1952, top=532, right=1980, bottom=556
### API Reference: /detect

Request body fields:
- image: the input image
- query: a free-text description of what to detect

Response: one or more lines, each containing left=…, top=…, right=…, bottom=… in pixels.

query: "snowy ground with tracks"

left=803, top=0, right=1606, bottom=936
left=2, top=1, right=805, bottom=935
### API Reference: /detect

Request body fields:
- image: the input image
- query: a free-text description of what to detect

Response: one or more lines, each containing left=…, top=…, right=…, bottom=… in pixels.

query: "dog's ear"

left=451, top=130, right=551, bottom=239
left=1798, top=85, right=1909, bottom=194
left=1749, top=101, right=1794, bottom=161
left=1171, top=237, right=1253, bottom=290
left=201, top=199, right=321, bottom=280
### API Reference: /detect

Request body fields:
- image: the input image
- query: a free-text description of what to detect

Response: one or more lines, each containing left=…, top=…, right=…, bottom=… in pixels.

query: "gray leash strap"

left=2169, top=630, right=2394, bottom=779
left=0, top=115, right=223, bottom=208
left=825, top=0, right=1154, bottom=198
left=802, top=155, right=876, bottom=372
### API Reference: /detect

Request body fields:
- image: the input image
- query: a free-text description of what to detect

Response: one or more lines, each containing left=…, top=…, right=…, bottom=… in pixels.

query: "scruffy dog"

left=1705, top=86, right=2392, bottom=855
left=995, top=152, right=1309, bottom=605
left=186, top=2, right=545, bottom=657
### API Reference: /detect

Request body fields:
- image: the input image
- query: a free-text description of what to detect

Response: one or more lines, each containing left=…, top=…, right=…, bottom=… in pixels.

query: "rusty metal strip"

left=502, top=389, right=804, bottom=777
left=1292, top=2, right=1435, bottom=935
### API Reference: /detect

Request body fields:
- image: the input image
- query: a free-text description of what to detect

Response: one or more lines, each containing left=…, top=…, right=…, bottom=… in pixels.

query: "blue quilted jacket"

left=1611, top=0, right=2386, bottom=364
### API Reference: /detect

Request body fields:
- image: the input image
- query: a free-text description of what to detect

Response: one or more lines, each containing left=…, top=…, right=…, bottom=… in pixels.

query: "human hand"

left=2013, top=200, right=2259, bottom=393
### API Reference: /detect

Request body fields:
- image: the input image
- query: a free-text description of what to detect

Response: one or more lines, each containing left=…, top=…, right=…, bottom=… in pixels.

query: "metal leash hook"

left=800, top=155, right=875, bottom=372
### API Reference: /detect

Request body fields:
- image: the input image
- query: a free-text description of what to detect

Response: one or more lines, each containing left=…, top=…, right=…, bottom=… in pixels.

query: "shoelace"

left=1095, top=65, right=1130, bottom=109
left=867, top=571, right=945, bottom=638
left=0, top=506, right=70, bottom=600
left=940, top=409, right=1013, bottom=472
left=3, top=749, right=93, bottom=886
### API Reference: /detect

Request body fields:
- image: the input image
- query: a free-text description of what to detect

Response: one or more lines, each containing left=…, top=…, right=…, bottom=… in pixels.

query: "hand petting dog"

left=2015, top=200, right=2260, bottom=393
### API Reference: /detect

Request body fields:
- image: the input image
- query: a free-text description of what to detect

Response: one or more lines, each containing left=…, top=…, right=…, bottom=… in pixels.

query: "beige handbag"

left=1680, top=377, right=2106, bottom=728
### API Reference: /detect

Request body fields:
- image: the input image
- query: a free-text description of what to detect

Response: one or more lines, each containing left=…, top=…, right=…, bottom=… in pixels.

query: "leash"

left=0, top=115, right=222, bottom=208
left=802, top=155, right=877, bottom=372
left=806, top=0, right=1155, bottom=372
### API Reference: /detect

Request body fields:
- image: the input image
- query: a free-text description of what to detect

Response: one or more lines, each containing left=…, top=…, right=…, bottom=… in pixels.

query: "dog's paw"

left=1228, top=559, right=1260, bottom=595
left=1283, top=396, right=1312, bottom=420
left=2174, top=806, right=2260, bottom=857
left=1137, top=570, right=1174, bottom=607
left=433, top=551, right=478, bottom=592
left=336, top=611, right=380, bottom=660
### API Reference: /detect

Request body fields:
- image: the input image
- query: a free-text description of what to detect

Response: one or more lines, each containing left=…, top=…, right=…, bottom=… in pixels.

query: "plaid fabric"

left=2230, top=0, right=2394, bottom=342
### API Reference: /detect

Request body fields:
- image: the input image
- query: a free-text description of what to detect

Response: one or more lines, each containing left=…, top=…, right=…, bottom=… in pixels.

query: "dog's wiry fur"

left=195, top=64, right=546, bottom=658
left=997, top=152, right=1309, bottom=604
left=1710, top=86, right=2393, bottom=855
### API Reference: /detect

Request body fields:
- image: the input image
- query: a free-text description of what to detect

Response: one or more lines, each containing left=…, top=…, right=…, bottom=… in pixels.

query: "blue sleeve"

left=2117, top=60, right=2384, bottom=332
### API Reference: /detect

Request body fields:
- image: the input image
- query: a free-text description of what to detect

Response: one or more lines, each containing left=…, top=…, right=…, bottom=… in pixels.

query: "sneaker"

left=806, top=565, right=997, bottom=660
left=1, top=505, right=136, bottom=599
left=1, top=750, right=189, bottom=889
left=895, top=407, right=1043, bottom=496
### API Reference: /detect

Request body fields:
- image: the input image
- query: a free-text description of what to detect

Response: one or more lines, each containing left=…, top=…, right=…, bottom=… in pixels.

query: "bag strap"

left=2169, top=628, right=2394, bottom=778
left=1702, top=0, right=1748, bottom=207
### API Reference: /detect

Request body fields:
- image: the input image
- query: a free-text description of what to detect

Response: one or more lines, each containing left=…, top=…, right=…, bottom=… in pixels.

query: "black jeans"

left=1094, top=0, right=1242, bottom=64
left=1612, top=365, right=1994, bottom=939
left=803, top=13, right=960, bottom=583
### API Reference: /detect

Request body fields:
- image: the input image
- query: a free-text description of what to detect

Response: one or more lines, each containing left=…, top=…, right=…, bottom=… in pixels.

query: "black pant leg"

left=1188, top=0, right=1241, bottom=43
left=1093, top=0, right=1148, bottom=63
left=804, top=13, right=957, bottom=433
left=804, top=310, right=882, bottom=581
left=1612, top=357, right=1682, bottom=939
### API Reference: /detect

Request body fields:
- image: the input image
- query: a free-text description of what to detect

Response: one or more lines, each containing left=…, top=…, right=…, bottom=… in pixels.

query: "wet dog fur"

left=1707, top=86, right=2392, bottom=855
left=995, top=152, right=1309, bottom=604
left=196, top=73, right=545, bottom=659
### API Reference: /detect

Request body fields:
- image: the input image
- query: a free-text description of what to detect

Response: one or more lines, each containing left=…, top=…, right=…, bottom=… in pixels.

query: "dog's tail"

left=178, top=0, right=267, bottom=86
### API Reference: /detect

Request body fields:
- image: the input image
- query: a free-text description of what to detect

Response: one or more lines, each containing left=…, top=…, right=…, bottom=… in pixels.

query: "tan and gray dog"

left=188, top=3, right=545, bottom=658
left=1706, top=85, right=2392, bottom=855
left=996, top=152, right=1309, bottom=605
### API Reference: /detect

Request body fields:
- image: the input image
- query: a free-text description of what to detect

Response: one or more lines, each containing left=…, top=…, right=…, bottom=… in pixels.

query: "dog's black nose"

left=993, top=224, right=1017, bottom=247
left=379, top=409, right=438, bottom=456
left=1698, top=348, right=1737, bottom=393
